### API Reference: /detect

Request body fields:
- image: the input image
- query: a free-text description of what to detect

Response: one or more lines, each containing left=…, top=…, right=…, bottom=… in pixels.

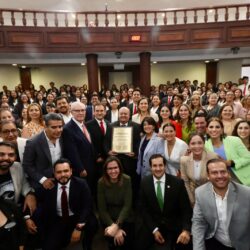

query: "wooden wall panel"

left=0, top=32, right=4, bottom=47
left=191, top=28, right=223, bottom=43
left=0, top=20, right=249, bottom=52
left=157, top=30, right=187, bottom=44
left=228, top=26, right=250, bottom=42
left=47, top=32, right=80, bottom=47
left=7, top=31, right=43, bottom=47
left=83, top=32, right=115, bottom=45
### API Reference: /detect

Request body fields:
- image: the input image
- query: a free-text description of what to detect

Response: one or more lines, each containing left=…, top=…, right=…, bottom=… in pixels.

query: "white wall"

left=0, top=60, right=246, bottom=91
left=0, top=66, right=20, bottom=89
left=31, top=66, right=88, bottom=89
left=109, top=72, right=132, bottom=88
left=151, top=61, right=206, bottom=85
left=217, top=59, right=242, bottom=83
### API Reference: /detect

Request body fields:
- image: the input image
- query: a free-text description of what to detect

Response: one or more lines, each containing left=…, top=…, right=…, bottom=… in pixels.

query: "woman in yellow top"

left=21, top=103, right=45, bottom=138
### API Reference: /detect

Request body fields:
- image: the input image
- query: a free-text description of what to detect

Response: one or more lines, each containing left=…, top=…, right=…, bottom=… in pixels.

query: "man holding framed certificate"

left=104, top=107, right=141, bottom=202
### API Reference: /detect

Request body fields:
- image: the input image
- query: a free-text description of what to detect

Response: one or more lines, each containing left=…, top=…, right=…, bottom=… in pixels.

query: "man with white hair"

left=62, top=102, right=96, bottom=192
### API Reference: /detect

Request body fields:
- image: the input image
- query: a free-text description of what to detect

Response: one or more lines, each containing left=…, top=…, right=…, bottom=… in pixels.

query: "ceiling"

left=0, top=0, right=248, bottom=12
left=0, top=0, right=249, bottom=65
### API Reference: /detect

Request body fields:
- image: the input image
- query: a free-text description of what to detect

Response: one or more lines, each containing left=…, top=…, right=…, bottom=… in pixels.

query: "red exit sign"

left=130, top=35, right=142, bottom=42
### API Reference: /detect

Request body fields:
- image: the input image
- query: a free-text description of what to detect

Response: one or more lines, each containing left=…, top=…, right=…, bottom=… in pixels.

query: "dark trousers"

left=205, top=238, right=235, bottom=250
left=42, top=215, right=97, bottom=250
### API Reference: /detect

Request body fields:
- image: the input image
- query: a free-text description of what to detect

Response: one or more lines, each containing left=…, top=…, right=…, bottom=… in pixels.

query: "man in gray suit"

left=23, top=113, right=64, bottom=190
left=192, top=158, right=250, bottom=250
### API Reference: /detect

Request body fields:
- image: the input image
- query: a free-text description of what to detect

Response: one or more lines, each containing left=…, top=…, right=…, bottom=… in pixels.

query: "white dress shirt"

left=214, top=188, right=232, bottom=247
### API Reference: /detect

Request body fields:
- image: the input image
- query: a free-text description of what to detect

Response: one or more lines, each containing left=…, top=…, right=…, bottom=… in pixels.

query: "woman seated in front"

left=97, top=156, right=133, bottom=250
left=180, top=132, right=218, bottom=207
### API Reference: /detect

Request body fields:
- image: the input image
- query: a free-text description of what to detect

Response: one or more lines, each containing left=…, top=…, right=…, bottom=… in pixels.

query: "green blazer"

left=205, top=136, right=250, bottom=185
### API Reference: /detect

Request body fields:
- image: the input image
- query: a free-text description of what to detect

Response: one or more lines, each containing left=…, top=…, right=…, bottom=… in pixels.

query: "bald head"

left=119, top=107, right=130, bottom=124
left=71, top=102, right=86, bottom=123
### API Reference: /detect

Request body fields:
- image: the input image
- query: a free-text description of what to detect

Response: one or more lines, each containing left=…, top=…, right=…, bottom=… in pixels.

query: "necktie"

left=133, top=104, right=137, bottom=115
left=100, top=120, right=105, bottom=135
left=168, top=96, right=171, bottom=105
left=61, top=186, right=69, bottom=219
left=156, top=181, right=164, bottom=211
left=82, top=124, right=91, bottom=143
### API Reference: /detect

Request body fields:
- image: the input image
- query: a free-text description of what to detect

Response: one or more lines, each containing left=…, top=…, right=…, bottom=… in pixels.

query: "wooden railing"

left=0, top=4, right=250, bottom=27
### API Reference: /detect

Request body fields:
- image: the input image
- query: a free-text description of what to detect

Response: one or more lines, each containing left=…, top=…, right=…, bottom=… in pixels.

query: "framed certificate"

left=112, top=127, right=133, bottom=153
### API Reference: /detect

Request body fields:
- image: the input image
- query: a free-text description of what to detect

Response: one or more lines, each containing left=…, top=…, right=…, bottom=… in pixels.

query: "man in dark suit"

left=62, top=102, right=96, bottom=192
left=86, top=103, right=111, bottom=179
left=137, top=154, right=192, bottom=250
left=128, top=88, right=141, bottom=118
left=104, top=107, right=141, bottom=201
left=85, top=94, right=100, bottom=122
left=35, top=158, right=98, bottom=250
left=23, top=113, right=64, bottom=190
left=161, top=85, right=174, bottom=108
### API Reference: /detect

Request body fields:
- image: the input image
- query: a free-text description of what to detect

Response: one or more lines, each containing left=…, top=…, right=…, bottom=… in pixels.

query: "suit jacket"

left=10, top=162, right=33, bottom=203
left=85, top=105, right=94, bottom=122
left=192, top=182, right=250, bottom=250
left=139, top=174, right=192, bottom=234
left=180, top=150, right=218, bottom=205
left=85, top=118, right=111, bottom=160
left=36, top=176, right=93, bottom=225
left=136, top=132, right=162, bottom=177
left=23, top=131, right=63, bottom=188
left=62, top=119, right=95, bottom=177
left=105, top=109, right=119, bottom=123
left=128, top=103, right=137, bottom=118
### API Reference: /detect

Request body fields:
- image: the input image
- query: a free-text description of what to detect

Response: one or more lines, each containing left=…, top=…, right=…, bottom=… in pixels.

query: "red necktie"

left=100, top=120, right=105, bottom=135
left=133, top=104, right=137, bottom=115
left=61, top=186, right=69, bottom=219
left=168, top=96, right=171, bottom=105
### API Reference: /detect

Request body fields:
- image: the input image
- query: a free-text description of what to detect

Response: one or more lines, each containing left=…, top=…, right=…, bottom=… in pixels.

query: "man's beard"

left=56, top=176, right=71, bottom=185
left=0, top=160, right=13, bottom=171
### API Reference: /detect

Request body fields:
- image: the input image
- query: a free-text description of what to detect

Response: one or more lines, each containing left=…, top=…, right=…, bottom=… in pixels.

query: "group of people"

left=0, top=78, right=250, bottom=250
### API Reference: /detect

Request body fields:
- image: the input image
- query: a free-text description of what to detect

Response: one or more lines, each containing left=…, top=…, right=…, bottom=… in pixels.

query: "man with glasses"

left=23, top=113, right=64, bottom=190
left=62, top=102, right=96, bottom=192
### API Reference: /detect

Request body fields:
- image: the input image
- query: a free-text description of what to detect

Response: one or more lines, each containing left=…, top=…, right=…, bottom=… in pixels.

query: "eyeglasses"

left=71, top=109, right=86, bottom=113
left=1, top=129, right=18, bottom=135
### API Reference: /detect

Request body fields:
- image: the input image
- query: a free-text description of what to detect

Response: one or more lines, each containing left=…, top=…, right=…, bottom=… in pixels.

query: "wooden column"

left=206, top=62, right=218, bottom=86
left=86, top=54, right=99, bottom=93
left=19, top=67, right=31, bottom=90
left=139, top=52, right=151, bottom=97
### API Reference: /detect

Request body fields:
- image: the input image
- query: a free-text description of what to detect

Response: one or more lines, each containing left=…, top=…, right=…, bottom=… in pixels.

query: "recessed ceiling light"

left=81, top=63, right=85, bottom=66
left=153, top=61, right=157, bottom=64
left=12, top=64, right=17, bottom=66
left=214, top=59, right=220, bottom=61
left=209, top=9, right=214, bottom=13
left=21, top=65, right=26, bottom=68
left=205, top=60, right=210, bottom=63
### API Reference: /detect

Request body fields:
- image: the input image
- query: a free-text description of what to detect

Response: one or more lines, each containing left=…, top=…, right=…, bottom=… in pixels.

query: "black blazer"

left=62, top=119, right=95, bottom=177
left=139, top=174, right=192, bottom=234
left=85, top=119, right=111, bottom=160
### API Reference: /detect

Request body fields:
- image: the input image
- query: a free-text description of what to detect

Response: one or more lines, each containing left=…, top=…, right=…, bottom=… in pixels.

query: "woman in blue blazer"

left=136, top=117, right=161, bottom=178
